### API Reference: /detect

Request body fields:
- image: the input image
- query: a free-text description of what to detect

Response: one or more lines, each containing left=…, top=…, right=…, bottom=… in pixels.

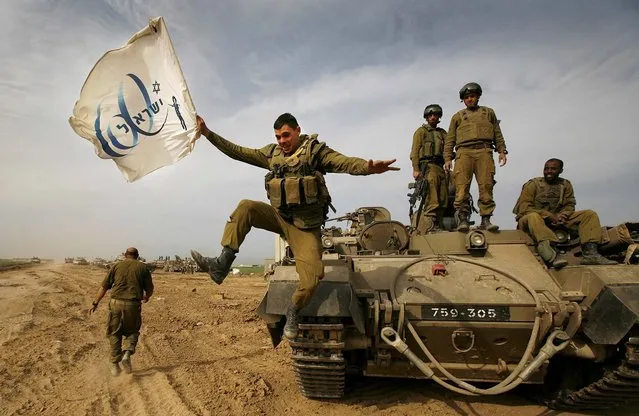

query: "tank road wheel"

left=289, top=317, right=346, bottom=399
left=543, top=332, right=639, bottom=411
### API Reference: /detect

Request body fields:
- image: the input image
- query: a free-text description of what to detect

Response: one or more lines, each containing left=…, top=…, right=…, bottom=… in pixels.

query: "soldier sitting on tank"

left=410, top=104, right=448, bottom=232
left=513, top=158, right=616, bottom=268
left=190, top=113, right=399, bottom=339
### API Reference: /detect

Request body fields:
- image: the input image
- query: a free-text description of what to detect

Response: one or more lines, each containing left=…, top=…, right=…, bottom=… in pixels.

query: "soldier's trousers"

left=107, top=299, right=142, bottom=363
left=518, top=210, right=603, bottom=244
left=423, top=164, right=448, bottom=218
left=453, top=147, right=495, bottom=216
left=221, top=199, right=324, bottom=308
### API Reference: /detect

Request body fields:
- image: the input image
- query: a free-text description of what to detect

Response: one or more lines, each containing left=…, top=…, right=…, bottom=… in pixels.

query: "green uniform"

left=206, top=131, right=370, bottom=308
left=513, top=177, right=603, bottom=244
left=444, top=106, right=507, bottom=216
left=101, top=259, right=153, bottom=363
left=410, top=124, right=448, bottom=222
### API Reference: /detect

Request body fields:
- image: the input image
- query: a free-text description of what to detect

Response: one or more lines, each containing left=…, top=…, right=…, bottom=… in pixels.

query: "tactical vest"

left=513, top=177, right=567, bottom=218
left=417, top=125, right=445, bottom=164
left=264, top=134, right=332, bottom=229
left=455, top=106, right=495, bottom=145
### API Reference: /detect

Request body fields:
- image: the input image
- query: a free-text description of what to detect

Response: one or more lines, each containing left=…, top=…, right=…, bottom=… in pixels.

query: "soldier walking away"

left=409, top=104, right=448, bottom=232
left=513, top=158, right=617, bottom=268
left=190, top=113, right=399, bottom=340
left=89, top=247, right=154, bottom=376
left=444, top=82, right=507, bottom=232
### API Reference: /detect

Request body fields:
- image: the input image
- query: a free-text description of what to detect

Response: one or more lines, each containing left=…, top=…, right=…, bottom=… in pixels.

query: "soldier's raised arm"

left=196, top=115, right=271, bottom=169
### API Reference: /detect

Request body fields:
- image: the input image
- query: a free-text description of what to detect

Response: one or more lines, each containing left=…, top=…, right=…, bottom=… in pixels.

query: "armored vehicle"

left=257, top=206, right=639, bottom=411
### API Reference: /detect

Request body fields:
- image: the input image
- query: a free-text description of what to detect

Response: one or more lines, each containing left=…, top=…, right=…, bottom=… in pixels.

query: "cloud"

left=1, top=0, right=637, bottom=262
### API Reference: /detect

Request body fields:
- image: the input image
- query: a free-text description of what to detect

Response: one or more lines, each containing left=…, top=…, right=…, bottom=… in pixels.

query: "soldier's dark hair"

left=546, top=158, right=564, bottom=170
left=273, top=113, right=299, bottom=129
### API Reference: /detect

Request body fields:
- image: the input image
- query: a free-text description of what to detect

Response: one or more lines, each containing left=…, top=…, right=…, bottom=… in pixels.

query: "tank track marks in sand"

left=289, top=318, right=346, bottom=399
left=547, top=335, right=639, bottom=411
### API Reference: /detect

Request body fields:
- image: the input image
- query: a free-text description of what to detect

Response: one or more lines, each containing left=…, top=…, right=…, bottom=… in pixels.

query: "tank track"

left=548, top=336, right=639, bottom=411
left=289, top=317, right=346, bottom=399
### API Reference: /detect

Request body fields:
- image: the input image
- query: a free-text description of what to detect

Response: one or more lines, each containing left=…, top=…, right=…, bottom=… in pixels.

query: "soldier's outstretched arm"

left=195, top=115, right=271, bottom=169
left=318, top=146, right=399, bottom=175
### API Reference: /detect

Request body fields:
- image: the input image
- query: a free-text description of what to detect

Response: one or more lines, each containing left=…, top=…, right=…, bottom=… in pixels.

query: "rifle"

left=408, top=161, right=430, bottom=230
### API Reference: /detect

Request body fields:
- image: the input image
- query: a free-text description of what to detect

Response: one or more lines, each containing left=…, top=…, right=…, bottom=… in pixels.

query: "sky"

left=1, top=0, right=638, bottom=263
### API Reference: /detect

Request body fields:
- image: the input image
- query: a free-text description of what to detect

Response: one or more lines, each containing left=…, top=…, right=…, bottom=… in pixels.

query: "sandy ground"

left=0, top=263, right=633, bottom=416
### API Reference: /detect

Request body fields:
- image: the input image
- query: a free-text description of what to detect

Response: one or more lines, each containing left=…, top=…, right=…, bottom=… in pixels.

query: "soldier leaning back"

left=409, top=104, right=448, bottom=232
left=89, top=247, right=154, bottom=376
left=444, top=82, right=508, bottom=232
left=190, top=113, right=399, bottom=340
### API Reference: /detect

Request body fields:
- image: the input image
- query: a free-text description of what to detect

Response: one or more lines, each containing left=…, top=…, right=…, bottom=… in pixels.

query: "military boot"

left=479, top=216, right=499, bottom=232
left=537, top=240, right=568, bottom=269
left=284, top=305, right=301, bottom=340
left=120, top=351, right=132, bottom=374
left=456, top=211, right=470, bottom=233
left=110, top=362, right=121, bottom=377
left=580, top=243, right=617, bottom=265
left=191, top=247, right=237, bottom=284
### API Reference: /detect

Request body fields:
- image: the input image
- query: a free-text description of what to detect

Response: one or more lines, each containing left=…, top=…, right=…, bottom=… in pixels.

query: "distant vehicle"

left=73, top=257, right=88, bottom=265
left=30, top=257, right=41, bottom=264
left=64, top=257, right=74, bottom=263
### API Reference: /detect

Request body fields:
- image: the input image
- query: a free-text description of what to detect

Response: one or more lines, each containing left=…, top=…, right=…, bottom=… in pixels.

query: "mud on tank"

left=257, top=206, right=639, bottom=411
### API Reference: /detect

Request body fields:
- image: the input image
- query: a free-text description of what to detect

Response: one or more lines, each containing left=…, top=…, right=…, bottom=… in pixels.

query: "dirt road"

left=0, top=263, right=629, bottom=416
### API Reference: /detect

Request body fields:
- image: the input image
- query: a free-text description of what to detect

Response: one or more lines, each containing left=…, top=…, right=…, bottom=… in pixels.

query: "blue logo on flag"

left=94, top=73, right=171, bottom=158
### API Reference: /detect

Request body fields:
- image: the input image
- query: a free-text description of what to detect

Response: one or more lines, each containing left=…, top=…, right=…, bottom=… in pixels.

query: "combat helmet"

left=459, top=82, right=482, bottom=99
left=423, top=104, right=443, bottom=118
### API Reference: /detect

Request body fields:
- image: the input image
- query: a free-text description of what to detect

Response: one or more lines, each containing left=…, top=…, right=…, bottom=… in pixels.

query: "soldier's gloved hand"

left=444, top=161, right=453, bottom=172
left=413, top=170, right=421, bottom=179
left=368, top=159, right=400, bottom=174
left=498, top=152, right=508, bottom=167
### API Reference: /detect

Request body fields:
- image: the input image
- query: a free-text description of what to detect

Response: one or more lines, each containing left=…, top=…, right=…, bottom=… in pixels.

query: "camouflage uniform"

left=513, top=177, right=603, bottom=244
left=410, top=124, right=448, bottom=228
left=445, top=106, right=507, bottom=218
left=206, top=131, right=371, bottom=308
left=101, top=259, right=153, bottom=364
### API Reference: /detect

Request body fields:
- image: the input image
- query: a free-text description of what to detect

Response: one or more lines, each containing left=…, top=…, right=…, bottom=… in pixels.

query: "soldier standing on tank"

left=89, top=247, right=154, bottom=376
left=190, top=113, right=399, bottom=339
left=410, top=104, right=448, bottom=232
left=513, top=158, right=616, bottom=268
left=444, top=82, right=507, bottom=232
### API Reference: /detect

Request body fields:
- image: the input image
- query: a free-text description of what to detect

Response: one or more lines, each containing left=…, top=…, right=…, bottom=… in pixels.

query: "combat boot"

left=580, top=243, right=617, bottom=265
left=479, top=216, right=499, bottom=232
left=191, top=247, right=237, bottom=284
left=537, top=240, right=568, bottom=269
left=120, top=351, right=132, bottom=374
left=110, top=362, right=121, bottom=377
left=284, top=305, right=301, bottom=340
left=455, top=210, right=470, bottom=232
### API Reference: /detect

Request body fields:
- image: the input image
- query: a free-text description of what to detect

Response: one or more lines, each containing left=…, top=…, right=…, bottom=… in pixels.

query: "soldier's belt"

left=458, top=142, right=493, bottom=150
left=110, top=298, right=142, bottom=304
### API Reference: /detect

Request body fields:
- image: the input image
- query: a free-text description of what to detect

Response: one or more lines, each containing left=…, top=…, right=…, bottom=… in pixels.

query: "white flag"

left=69, top=16, right=198, bottom=182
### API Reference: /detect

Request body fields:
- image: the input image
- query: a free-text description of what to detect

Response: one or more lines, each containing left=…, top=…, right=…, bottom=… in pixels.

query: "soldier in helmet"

left=409, top=104, right=448, bottom=231
left=444, top=82, right=507, bottom=232
left=190, top=113, right=399, bottom=340
left=513, top=158, right=616, bottom=267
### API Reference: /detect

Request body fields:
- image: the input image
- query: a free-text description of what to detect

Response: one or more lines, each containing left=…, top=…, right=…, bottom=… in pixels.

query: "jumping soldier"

left=444, top=82, right=507, bottom=232
left=89, top=247, right=154, bottom=376
left=409, top=104, right=448, bottom=232
left=190, top=113, right=399, bottom=339
left=513, top=158, right=617, bottom=268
